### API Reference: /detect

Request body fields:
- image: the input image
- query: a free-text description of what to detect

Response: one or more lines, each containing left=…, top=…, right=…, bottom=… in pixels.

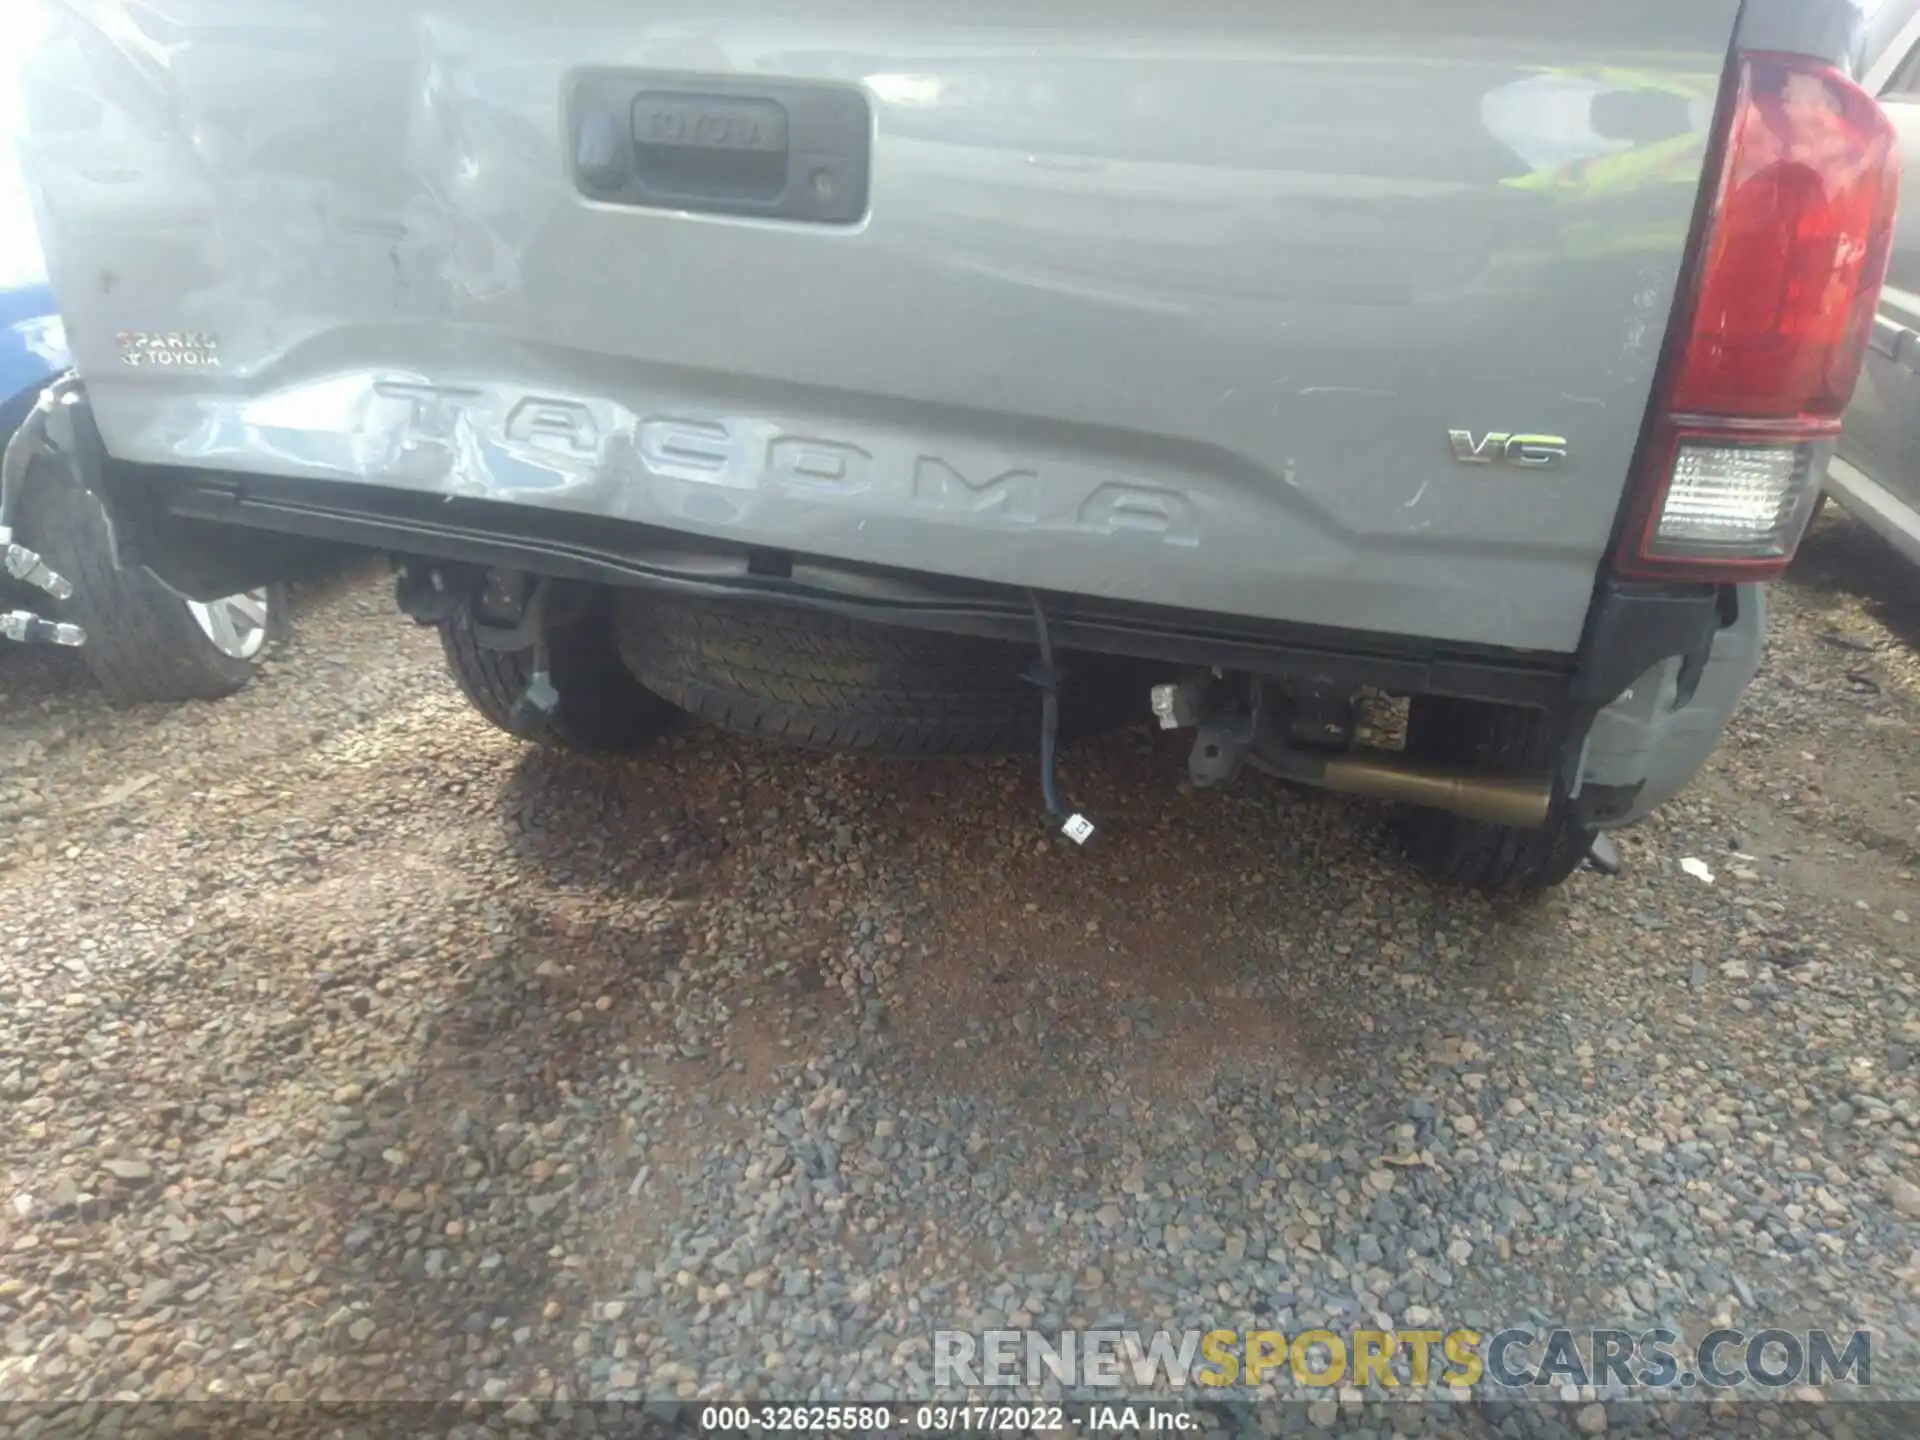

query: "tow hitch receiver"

left=393, top=562, right=575, bottom=734
left=1155, top=675, right=1552, bottom=829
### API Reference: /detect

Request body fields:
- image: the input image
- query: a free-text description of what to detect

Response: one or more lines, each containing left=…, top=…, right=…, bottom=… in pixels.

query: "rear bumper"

left=1573, top=584, right=1763, bottom=829
left=101, top=456, right=1585, bottom=712
left=79, top=399, right=1748, bottom=827
left=72, top=363, right=1624, bottom=655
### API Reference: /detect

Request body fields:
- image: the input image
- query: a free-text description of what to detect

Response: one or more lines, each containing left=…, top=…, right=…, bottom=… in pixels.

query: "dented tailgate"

left=20, top=0, right=1742, bottom=651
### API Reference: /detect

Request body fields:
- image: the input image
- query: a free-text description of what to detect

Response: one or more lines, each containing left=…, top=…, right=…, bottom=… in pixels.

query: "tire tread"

left=1392, top=697, right=1592, bottom=893
left=620, top=598, right=1135, bottom=755
left=20, top=471, right=266, bottom=704
left=439, top=601, right=672, bottom=753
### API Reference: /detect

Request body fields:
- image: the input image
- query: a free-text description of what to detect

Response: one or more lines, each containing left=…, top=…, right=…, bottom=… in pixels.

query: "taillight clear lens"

left=1673, top=55, right=1900, bottom=421
left=1649, top=440, right=1814, bottom=558
left=1620, top=53, right=1899, bottom=581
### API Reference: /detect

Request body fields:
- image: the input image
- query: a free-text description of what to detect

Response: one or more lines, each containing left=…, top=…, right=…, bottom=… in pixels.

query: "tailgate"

left=21, top=1, right=1738, bottom=652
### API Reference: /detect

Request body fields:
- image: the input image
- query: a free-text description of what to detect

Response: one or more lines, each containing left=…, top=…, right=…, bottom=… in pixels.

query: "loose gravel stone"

left=0, top=523, right=1916, bottom=1419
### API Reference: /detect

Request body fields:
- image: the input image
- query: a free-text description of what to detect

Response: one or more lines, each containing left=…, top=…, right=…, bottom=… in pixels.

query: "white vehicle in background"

left=1828, top=2, right=1920, bottom=565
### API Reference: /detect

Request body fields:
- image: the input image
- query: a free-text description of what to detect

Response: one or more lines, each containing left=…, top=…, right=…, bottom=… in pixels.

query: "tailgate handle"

left=632, top=93, right=790, bottom=203
left=572, top=73, right=870, bottom=224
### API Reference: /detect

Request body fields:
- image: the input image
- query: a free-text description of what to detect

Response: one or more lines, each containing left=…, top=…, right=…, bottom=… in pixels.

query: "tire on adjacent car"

left=615, top=595, right=1144, bottom=756
left=1391, top=695, right=1595, bottom=894
left=438, top=596, right=676, bottom=753
left=19, top=470, right=283, bottom=704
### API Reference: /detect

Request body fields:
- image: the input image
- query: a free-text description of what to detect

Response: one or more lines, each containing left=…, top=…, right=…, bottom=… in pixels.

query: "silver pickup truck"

left=5, top=0, right=1903, bottom=891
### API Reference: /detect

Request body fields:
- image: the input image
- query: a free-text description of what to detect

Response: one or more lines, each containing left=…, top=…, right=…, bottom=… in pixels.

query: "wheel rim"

left=186, top=589, right=271, bottom=660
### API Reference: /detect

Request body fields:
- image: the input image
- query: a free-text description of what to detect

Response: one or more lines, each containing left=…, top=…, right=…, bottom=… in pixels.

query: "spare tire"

left=616, top=595, right=1142, bottom=756
left=439, top=597, right=675, bottom=753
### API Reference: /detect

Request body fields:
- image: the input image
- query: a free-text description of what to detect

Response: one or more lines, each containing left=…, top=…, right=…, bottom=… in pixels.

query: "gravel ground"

left=1, top=512, right=1917, bottom=1437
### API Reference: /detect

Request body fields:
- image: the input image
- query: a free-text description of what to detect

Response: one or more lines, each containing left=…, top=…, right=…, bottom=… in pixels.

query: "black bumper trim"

left=97, top=460, right=1592, bottom=713
left=76, top=363, right=1724, bottom=746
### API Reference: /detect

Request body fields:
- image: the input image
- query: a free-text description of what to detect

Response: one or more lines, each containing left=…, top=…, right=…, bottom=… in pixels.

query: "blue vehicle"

left=0, top=102, right=279, bottom=699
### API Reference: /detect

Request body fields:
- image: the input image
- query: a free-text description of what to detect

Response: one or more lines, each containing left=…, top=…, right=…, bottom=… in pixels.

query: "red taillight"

left=1617, top=52, right=1899, bottom=581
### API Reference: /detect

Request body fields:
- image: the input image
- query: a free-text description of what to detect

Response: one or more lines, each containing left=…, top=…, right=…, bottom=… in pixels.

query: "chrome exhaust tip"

left=1312, top=751, right=1553, bottom=829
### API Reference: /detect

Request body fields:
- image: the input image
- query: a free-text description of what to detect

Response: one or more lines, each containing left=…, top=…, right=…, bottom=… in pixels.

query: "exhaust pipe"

left=1314, top=752, right=1552, bottom=828
left=1171, top=676, right=1555, bottom=828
